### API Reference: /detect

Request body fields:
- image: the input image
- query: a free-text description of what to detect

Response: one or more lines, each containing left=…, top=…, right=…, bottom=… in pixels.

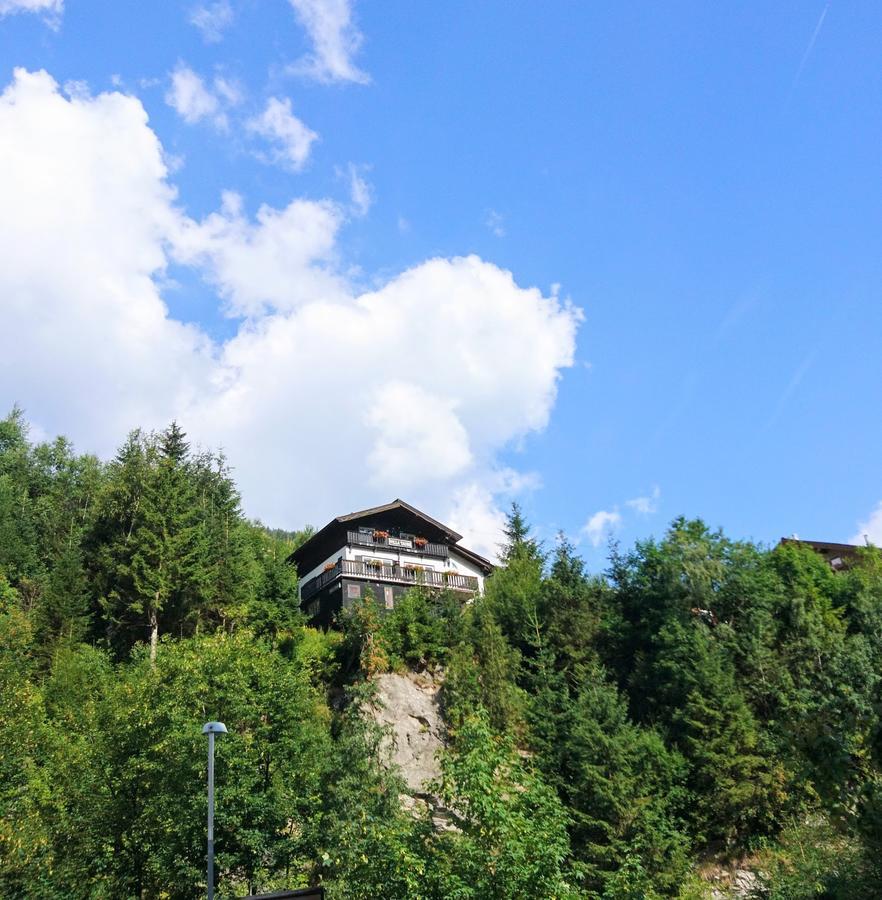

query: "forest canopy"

left=1, top=407, right=882, bottom=898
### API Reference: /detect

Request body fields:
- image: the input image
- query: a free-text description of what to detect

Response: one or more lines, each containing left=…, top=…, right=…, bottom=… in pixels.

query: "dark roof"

left=778, top=538, right=869, bottom=570
left=289, top=498, right=494, bottom=576
left=779, top=538, right=862, bottom=555
left=336, top=499, right=462, bottom=541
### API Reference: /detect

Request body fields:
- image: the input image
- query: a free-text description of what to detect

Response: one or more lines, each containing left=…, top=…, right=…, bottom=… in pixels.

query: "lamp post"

left=202, top=721, right=228, bottom=900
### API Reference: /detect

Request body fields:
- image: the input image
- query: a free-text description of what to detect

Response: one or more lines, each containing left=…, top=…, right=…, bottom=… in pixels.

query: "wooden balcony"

left=300, top=559, right=478, bottom=602
left=346, top=530, right=449, bottom=559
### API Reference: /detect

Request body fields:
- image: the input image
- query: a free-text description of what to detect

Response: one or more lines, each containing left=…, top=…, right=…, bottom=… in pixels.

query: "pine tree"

left=499, top=501, right=542, bottom=564
left=35, top=543, right=91, bottom=645
left=158, top=421, right=189, bottom=463
left=129, top=426, right=211, bottom=661
left=192, top=450, right=256, bottom=632
left=94, top=427, right=213, bottom=660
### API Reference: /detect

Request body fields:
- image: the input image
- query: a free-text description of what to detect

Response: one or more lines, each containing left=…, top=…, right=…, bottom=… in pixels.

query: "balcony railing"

left=300, top=563, right=344, bottom=601
left=300, top=558, right=478, bottom=601
left=346, top=530, right=449, bottom=559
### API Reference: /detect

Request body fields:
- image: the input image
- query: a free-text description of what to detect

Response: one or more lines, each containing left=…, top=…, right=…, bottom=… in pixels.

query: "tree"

left=93, top=425, right=215, bottom=661
left=499, top=501, right=542, bottom=565
left=34, top=543, right=91, bottom=645
left=245, top=525, right=303, bottom=643
left=426, top=710, right=577, bottom=899
left=128, top=426, right=211, bottom=661
left=484, top=506, right=545, bottom=654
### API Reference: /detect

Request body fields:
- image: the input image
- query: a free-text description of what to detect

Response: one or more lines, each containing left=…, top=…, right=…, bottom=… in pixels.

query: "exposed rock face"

left=703, top=862, right=765, bottom=898
left=370, top=670, right=445, bottom=798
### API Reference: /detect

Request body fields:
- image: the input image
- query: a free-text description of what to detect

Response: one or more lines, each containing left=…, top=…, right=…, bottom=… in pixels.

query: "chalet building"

left=291, top=499, right=494, bottom=627
left=778, top=537, right=866, bottom=571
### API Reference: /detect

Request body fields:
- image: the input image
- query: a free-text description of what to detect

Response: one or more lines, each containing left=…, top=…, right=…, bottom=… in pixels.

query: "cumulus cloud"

left=582, top=509, right=622, bottom=547
left=447, top=484, right=508, bottom=561
left=626, top=485, right=661, bottom=515
left=0, top=0, right=61, bottom=23
left=166, top=64, right=229, bottom=129
left=173, top=191, right=345, bottom=317
left=185, top=252, right=579, bottom=542
left=0, top=69, right=215, bottom=451
left=0, top=68, right=580, bottom=556
left=287, top=0, right=369, bottom=84
left=851, top=502, right=882, bottom=547
left=189, top=0, right=233, bottom=43
left=246, top=97, right=318, bottom=170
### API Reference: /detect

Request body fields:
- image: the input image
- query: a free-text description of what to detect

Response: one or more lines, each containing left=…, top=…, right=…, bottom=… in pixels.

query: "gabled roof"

left=778, top=537, right=869, bottom=570
left=289, top=498, right=493, bottom=575
left=778, top=538, right=864, bottom=555
left=336, top=499, right=462, bottom=541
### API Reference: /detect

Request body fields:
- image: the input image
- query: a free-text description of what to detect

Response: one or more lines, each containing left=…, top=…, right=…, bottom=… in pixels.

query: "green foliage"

left=444, top=603, right=528, bottom=738
left=0, top=606, right=53, bottom=897
left=337, top=592, right=390, bottom=679
left=753, top=817, right=882, bottom=899
left=33, top=542, right=91, bottom=646
left=6, top=413, right=882, bottom=896
left=317, top=683, right=430, bottom=898
left=244, top=525, right=304, bottom=643
left=379, top=587, right=462, bottom=671
left=426, top=710, right=578, bottom=899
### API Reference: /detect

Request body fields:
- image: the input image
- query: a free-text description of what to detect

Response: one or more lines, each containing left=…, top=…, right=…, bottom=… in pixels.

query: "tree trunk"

left=149, top=608, right=159, bottom=665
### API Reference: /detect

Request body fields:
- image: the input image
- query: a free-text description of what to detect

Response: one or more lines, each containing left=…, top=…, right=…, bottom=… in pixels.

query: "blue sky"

left=0, top=0, right=879, bottom=563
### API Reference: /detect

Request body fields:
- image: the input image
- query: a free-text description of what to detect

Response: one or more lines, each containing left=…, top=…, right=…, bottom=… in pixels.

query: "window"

left=347, top=583, right=361, bottom=599
left=384, top=586, right=394, bottom=609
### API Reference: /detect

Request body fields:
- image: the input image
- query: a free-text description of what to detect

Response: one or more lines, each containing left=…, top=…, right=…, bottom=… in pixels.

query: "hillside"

left=2, top=409, right=882, bottom=898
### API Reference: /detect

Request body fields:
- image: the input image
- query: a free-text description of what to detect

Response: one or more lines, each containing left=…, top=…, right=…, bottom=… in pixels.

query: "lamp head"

left=202, top=721, right=228, bottom=735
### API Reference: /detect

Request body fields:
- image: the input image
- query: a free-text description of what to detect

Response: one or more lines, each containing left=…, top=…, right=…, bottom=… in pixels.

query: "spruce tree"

left=35, top=543, right=91, bottom=645
left=129, top=424, right=211, bottom=661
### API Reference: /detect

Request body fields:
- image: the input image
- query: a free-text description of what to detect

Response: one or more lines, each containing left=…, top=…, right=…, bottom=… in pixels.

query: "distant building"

left=778, top=537, right=865, bottom=571
left=290, top=499, right=494, bottom=627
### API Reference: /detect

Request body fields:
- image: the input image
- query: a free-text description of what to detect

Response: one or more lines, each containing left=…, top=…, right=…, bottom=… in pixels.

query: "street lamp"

left=202, top=721, right=228, bottom=900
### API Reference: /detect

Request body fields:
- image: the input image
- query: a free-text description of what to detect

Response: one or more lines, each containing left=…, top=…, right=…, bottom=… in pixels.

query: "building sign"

left=387, top=537, right=412, bottom=548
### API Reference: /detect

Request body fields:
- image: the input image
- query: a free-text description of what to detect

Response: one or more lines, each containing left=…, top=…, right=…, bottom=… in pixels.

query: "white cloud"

left=246, top=97, right=318, bottom=170
left=485, top=209, right=506, bottom=238
left=189, top=0, right=233, bottom=43
left=343, top=162, right=372, bottom=216
left=186, top=252, right=579, bottom=535
left=626, top=485, right=661, bottom=515
left=851, top=502, right=882, bottom=547
left=0, top=69, right=215, bottom=452
left=582, top=509, right=622, bottom=547
left=212, top=75, right=242, bottom=106
left=166, top=64, right=227, bottom=129
left=287, top=0, right=369, bottom=84
left=0, top=0, right=61, bottom=23
left=447, top=484, right=508, bottom=562
left=0, top=68, right=581, bottom=550
left=173, top=191, right=345, bottom=318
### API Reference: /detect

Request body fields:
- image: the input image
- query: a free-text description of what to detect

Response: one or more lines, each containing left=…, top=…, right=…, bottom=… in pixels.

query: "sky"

left=0, top=0, right=880, bottom=564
